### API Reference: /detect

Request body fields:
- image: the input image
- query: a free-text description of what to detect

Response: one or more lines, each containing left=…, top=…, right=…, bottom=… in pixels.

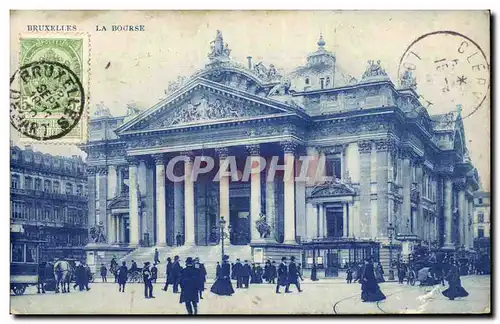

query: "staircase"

left=119, top=244, right=252, bottom=281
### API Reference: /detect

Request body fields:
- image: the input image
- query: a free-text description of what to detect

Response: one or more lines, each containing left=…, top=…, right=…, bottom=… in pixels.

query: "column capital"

left=414, top=156, right=425, bottom=167
left=215, top=147, right=230, bottom=159
left=454, top=178, right=467, bottom=191
left=374, top=138, right=396, bottom=152
left=86, top=166, right=98, bottom=176
left=97, top=166, right=108, bottom=176
left=126, top=156, right=140, bottom=166
left=180, top=150, right=195, bottom=162
left=246, top=144, right=261, bottom=156
left=357, top=140, right=372, bottom=153
left=399, top=146, right=415, bottom=160
left=152, top=153, right=166, bottom=165
left=280, top=141, right=298, bottom=154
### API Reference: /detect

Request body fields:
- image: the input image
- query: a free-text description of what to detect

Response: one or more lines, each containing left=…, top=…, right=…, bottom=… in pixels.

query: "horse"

left=54, top=260, right=72, bottom=293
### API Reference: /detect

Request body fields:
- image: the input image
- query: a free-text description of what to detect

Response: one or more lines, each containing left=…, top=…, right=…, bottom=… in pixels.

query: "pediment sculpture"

left=310, top=181, right=356, bottom=198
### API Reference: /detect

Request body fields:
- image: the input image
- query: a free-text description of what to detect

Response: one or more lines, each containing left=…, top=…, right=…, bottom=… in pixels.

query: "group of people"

left=346, top=262, right=385, bottom=284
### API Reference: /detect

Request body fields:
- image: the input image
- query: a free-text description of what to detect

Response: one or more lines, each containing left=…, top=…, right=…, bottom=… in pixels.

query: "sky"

left=10, top=10, right=490, bottom=190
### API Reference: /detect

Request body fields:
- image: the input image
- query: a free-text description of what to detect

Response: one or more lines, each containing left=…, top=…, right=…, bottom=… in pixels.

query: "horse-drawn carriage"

left=10, top=229, right=44, bottom=296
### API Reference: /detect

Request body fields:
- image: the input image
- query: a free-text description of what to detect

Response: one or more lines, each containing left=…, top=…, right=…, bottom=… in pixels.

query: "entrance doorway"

left=230, top=197, right=250, bottom=245
left=326, top=208, right=343, bottom=238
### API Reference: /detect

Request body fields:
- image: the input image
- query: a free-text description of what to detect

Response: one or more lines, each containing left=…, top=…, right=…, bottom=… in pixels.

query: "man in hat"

left=180, top=257, right=200, bottom=315
left=194, top=257, right=207, bottom=299
left=276, top=257, right=289, bottom=293
left=233, top=259, right=243, bottom=288
left=172, top=255, right=183, bottom=293
left=241, top=260, right=252, bottom=288
left=154, top=248, right=161, bottom=264
left=163, top=257, right=173, bottom=291
left=176, top=232, right=183, bottom=247
left=100, top=263, right=108, bottom=283
left=286, top=256, right=303, bottom=293
left=270, top=261, right=277, bottom=284
left=142, top=262, right=154, bottom=299
left=151, top=263, right=158, bottom=283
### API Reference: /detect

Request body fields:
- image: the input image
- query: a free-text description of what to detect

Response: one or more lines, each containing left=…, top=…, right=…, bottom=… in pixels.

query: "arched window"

left=326, top=76, right=331, bottom=87
left=305, top=77, right=310, bottom=85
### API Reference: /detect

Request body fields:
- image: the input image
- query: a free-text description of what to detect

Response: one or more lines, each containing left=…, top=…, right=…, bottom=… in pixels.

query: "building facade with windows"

left=10, top=144, right=89, bottom=261
left=473, top=191, right=490, bottom=240
left=81, top=31, right=481, bottom=269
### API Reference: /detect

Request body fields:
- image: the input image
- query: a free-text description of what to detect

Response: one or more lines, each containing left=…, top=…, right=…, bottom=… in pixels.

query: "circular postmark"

left=10, top=60, right=85, bottom=141
left=398, top=31, right=489, bottom=122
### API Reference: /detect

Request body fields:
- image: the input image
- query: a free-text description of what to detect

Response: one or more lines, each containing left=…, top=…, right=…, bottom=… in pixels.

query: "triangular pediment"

left=116, top=78, right=305, bottom=135
left=309, top=182, right=356, bottom=198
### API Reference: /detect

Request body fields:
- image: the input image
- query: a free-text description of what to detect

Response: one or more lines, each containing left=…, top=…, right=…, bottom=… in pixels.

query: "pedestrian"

left=154, top=248, right=161, bottom=264
left=360, top=257, right=386, bottom=302
left=163, top=257, right=173, bottom=291
left=118, top=261, right=128, bottom=292
left=270, top=261, right=277, bottom=284
left=142, top=262, right=154, bottom=299
left=374, top=262, right=385, bottom=283
left=254, top=263, right=264, bottom=284
left=151, top=263, right=158, bottom=283
left=263, top=260, right=271, bottom=283
left=37, top=262, right=47, bottom=294
left=276, top=257, right=288, bottom=294
left=100, top=263, right=108, bottom=283
left=130, top=260, right=138, bottom=273
left=176, top=232, right=183, bottom=247
left=241, top=260, right=251, bottom=288
left=210, top=255, right=234, bottom=296
left=172, top=255, right=183, bottom=293
left=346, top=266, right=353, bottom=284
left=397, top=261, right=406, bottom=284
left=215, top=262, right=220, bottom=279
left=84, top=263, right=92, bottom=291
left=180, top=257, right=201, bottom=315
left=286, top=256, right=303, bottom=293
left=74, top=261, right=84, bottom=291
left=233, top=259, right=243, bottom=288
left=311, top=263, right=319, bottom=281
left=442, top=259, right=469, bottom=300
left=195, top=257, right=207, bottom=299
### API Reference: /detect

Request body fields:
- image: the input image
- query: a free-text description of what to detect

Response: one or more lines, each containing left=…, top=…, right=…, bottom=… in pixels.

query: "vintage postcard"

left=9, top=10, right=491, bottom=315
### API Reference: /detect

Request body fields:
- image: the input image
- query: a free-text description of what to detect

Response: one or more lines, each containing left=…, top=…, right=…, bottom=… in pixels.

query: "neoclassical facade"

left=82, top=32, right=480, bottom=260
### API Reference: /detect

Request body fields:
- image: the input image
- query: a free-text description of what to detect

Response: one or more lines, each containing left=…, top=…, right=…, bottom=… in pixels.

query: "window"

left=65, top=182, right=73, bottom=195
left=53, top=181, right=60, bottom=193
left=12, top=201, right=26, bottom=219
left=325, top=157, right=342, bottom=180
left=478, top=228, right=484, bottom=238
left=478, top=198, right=483, bottom=204
left=24, top=176, right=32, bottom=190
left=34, top=178, right=42, bottom=191
left=25, top=244, right=37, bottom=263
left=11, top=174, right=19, bottom=189
left=305, top=77, right=310, bottom=85
left=325, top=76, right=331, bottom=88
left=44, top=180, right=51, bottom=192
left=11, top=243, right=25, bottom=263
left=478, top=213, right=484, bottom=223
left=76, top=184, right=83, bottom=196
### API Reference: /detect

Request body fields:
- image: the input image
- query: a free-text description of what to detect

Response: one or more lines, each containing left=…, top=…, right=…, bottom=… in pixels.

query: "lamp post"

left=217, top=216, right=232, bottom=261
left=388, top=222, right=395, bottom=281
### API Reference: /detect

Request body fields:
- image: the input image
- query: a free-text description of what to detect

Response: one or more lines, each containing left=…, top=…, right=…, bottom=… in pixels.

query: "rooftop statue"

left=361, top=60, right=388, bottom=80
left=400, top=68, right=417, bottom=90
left=208, top=30, right=231, bottom=60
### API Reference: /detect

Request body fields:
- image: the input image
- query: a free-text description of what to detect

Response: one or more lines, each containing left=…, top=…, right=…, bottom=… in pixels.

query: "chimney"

left=247, top=56, right=252, bottom=69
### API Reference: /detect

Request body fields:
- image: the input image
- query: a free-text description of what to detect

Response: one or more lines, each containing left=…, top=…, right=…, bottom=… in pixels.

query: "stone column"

left=119, top=216, right=126, bottom=243
left=443, top=177, right=453, bottom=247
left=107, top=165, right=117, bottom=199
left=97, top=167, right=109, bottom=240
left=216, top=147, right=231, bottom=245
left=182, top=151, right=195, bottom=246
left=343, top=203, right=348, bottom=237
left=128, top=157, right=140, bottom=246
left=246, top=144, right=262, bottom=243
left=401, top=148, right=412, bottom=234
left=87, top=167, right=97, bottom=228
left=281, top=142, right=297, bottom=244
left=415, top=158, right=424, bottom=239
left=358, top=140, right=372, bottom=238
left=348, top=201, right=354, bottom=237
left=109, top=214, right=116, bottom=244
left=457, top=180, right=466, bottom=246
left=265, top=160, right=277, bottom=242
left=153, top=154, right=167, bottom=246
left=317, top=204, right=324, bottom=238
left=375, top=139, right=392, bottom=238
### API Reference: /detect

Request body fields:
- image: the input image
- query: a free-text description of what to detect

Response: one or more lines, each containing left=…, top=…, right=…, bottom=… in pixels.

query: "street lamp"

left=388, top=222, right=395, bottom=281
left=217, top=216, right=232, bottom=261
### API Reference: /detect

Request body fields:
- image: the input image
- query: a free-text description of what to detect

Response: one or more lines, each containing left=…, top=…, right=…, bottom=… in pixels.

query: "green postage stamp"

left=11, top=34, right=89, bottom=143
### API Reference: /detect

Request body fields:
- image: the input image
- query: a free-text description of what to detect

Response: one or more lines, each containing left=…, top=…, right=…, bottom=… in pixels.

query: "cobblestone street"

left=10, top=275, right=490, bottom=315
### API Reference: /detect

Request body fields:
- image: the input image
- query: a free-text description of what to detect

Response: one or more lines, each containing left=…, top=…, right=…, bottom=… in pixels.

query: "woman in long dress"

left=442, top=260, right=469, bottom=300
left=210, top=255, right=235, bottom=296
left=360, top=258, right=386, bottom=302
